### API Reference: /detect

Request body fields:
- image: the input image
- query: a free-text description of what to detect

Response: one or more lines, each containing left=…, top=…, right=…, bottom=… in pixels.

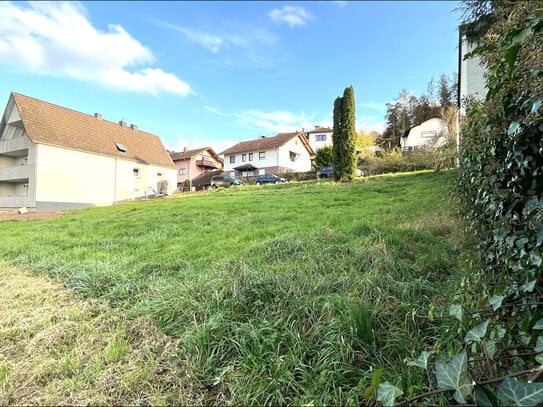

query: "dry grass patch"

left=0, top=262, right=222, bottom=406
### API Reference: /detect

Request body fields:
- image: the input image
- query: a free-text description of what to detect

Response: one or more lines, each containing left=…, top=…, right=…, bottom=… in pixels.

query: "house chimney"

left=183, top=146, right=188, bottom=153
left=130, top=124, right=138, bottom=131
left=119, top=119, right=127, bottom=128
left=94, top=113, right=102, bottom=120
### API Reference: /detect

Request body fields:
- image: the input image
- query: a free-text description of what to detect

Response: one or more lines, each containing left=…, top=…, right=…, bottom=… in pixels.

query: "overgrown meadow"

left=0, top=171, right=471, bottom=405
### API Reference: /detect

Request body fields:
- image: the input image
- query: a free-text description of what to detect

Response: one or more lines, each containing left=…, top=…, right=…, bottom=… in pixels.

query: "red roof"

left=221, top=131, right=314, bottom=156
left=10, top=92, right=176, bottom=168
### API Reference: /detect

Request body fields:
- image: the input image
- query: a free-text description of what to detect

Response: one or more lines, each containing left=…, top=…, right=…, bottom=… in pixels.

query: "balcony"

left=0, top=136, right=31, bottom=155
left=0, top=164, right=33, bottom=182
left=196, top=158, right=221, bottom=169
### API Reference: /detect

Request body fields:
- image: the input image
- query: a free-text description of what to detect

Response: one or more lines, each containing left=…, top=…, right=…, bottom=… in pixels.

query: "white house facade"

left=400, top=117, right=449, bottom=150
left=0, top=92, right=177, bottom=211
left=221, top=132, right=314, bottom=177
left=305, top=126, right=334, bottom=152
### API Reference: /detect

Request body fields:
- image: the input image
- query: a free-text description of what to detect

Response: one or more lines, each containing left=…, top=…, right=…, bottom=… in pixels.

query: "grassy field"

left=0, top=170, right=471, bottom=405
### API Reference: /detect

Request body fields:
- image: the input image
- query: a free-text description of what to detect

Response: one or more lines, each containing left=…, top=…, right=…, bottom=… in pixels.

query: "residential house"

left=169, top=147, right=223, bottom=190
left=221, top=131, right=314, bottom=177
left=305, top=126, right=334, bottom=152
left=0, top=92, right=177, bottom=211
left=400, top=117, right=449, bottom=150
left=458, top=22, right=487, bottom=109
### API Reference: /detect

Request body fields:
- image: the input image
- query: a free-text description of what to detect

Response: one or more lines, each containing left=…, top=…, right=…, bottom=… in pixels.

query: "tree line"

left=380, top=74, right=458, bottom=149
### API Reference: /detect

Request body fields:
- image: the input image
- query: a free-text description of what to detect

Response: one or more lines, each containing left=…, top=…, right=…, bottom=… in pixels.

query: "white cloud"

left=161, top=24, right=224, bottom=53
left=160, top=20, right=277, bottom=54
left=204, top=104, right=316, bottom=137
left=235, top=109, right=313, bottom=134
left=268, top=6, right=313, bottom=29
left=0, top=1, right=191, bottom=96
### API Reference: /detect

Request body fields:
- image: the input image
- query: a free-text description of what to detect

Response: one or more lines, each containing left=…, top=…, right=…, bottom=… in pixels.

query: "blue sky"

left=0, top=1, right=461, bottom=153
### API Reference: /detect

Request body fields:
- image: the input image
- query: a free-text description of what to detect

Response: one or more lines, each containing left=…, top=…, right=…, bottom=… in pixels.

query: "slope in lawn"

left=0, top=171, right=468, bottom=405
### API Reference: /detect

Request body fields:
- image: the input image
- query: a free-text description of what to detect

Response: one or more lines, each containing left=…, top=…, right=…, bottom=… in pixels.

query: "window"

left=249, top=153, right=253, bottom=161
left=315, top=134, right=327, bottom=141
left=115, top=142, right=127, bottom=152
left=133, top=168, right=140, bottom=177
left=242, top=153, right=247, bottom=162
left=179, top=168, right=186, bottom=175
left=421, top=131, right=437, bottom=138
left=259, top=151, right=266, bottom=160
left=289, top=151, right=299, bottom=162
left=230, top=155, right=236, bottom=164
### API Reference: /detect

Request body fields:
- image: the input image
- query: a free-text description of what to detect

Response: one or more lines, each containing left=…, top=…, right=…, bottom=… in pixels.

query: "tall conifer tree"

left=332, top=85, right=357, bottom=181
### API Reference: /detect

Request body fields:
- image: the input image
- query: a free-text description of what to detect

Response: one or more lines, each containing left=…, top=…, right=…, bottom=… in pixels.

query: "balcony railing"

left=196, top=158, right=221, bottom=169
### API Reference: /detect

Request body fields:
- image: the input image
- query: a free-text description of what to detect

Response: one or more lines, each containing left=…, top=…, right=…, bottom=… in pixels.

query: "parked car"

left=254, top=173, right=287, bottom=185
left=210, top=174, right=245, bottom=188
left=317, top=166, right=334, bottom=178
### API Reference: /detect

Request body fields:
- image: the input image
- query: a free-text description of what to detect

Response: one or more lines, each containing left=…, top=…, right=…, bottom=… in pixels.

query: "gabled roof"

left=307, top=126, right=333, bottom=134
left=402, top=117, right=446, bottom=138
left=9, top=92, right=176, bottom=168
left=169, top=146, right=223, bottom=163
left=220, top=131, right=314, bottom=156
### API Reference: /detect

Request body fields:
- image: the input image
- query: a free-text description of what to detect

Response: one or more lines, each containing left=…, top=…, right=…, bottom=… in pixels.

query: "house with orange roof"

left=169, top=147, right=223, bottom=190
left=220, top=131, right=314, bottom=177
left=0, top=92, right=177, bottom=211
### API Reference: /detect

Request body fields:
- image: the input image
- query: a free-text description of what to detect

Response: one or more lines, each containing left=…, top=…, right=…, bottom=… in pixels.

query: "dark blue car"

left=254, top=174, right=287, bottom=185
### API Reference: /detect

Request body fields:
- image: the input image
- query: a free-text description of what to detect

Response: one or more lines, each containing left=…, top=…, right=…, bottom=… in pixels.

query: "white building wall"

left=460, top=35, right=487, bottom=108
left=277, top=138, right=312, bottom=172
left=34, top=144, right=177, bottom=210
left=224, top=148, right=280, bottom=173
left=401, top=118, right=449, bottom=149
left=307, top=131, right=333, bottom=152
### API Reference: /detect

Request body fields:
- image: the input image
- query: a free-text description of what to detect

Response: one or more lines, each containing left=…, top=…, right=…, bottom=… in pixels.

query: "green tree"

left=332, top=86, right=357, bottom=181
left=313, top=145, right=333, bottom=169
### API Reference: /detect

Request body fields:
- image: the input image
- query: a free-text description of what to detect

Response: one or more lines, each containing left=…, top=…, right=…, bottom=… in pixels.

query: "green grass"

left=0, top=170, right=471, bottom=405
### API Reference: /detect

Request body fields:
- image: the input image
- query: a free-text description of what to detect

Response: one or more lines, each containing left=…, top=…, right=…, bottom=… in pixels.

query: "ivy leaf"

left=407, top=351, right=435, bottom=369
left=449, top=304, right=463, bottom=321
left=531, top=99, right=542, bottom=114
left=436, top=353, right=471, bottom=404
left=534, top=336, right=543, bottom=352
left=490, top=295, right=504, bottom=311
left=508, top=120, right=521, bottom=136
left=465, top=320, right=490, bottom=343
left=474, top=384, right=498, bottom=406
left=534, top=318, right=543, bottom=330
left=537, top=223, right=543, bottom=246
left=377, top=382, right=403, bottom=407
left=497, top=378, right=543, bottom=406
left=520, top=280, right=536, bottom=294
left=485, top=339, right=497, bottom=359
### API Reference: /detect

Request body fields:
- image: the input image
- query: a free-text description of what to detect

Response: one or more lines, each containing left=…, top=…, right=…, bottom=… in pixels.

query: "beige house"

left=400, top=117, right=449, bottom=150
left=169, top=147, right=223, bottom=190
left=221, top=131, right=314, bottom=177
left=0, top=92, right=177, bottom=211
